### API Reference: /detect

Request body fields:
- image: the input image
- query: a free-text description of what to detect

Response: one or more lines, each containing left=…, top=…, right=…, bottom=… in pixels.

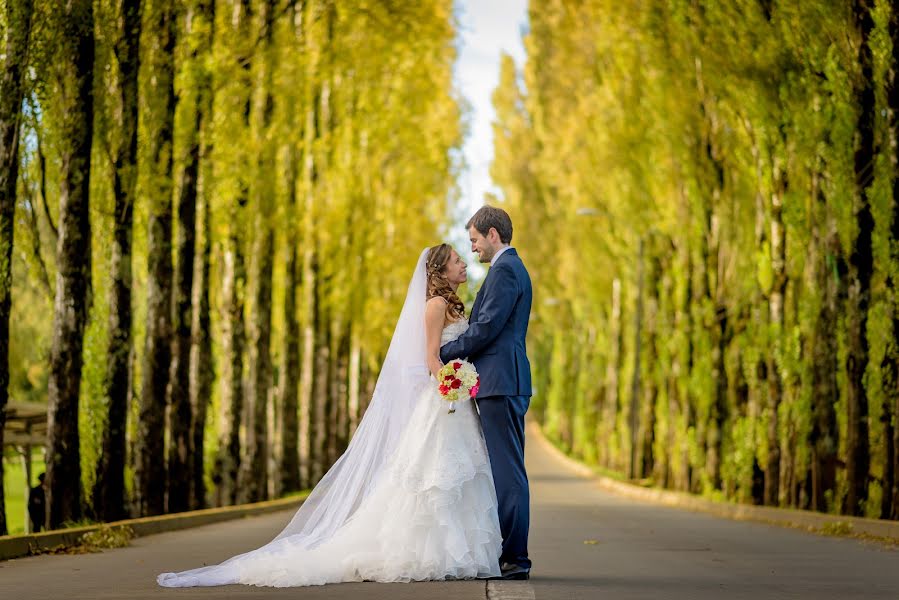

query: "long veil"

left=159, top=249, right=432, bottom=586
left=271, top=247, right=431, bottom=545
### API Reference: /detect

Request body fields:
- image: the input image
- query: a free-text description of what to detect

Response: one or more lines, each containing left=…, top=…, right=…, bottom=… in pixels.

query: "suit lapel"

left=470, top=275, right=487, bottom=321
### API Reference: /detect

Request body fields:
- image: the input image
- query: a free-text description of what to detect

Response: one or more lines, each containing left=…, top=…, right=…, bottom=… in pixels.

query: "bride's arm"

left=425, top=297, right=447, bottom=378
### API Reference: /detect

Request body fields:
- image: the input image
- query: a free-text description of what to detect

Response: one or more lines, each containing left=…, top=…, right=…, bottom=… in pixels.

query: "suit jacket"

left=440, top=248, right=532, bottom=398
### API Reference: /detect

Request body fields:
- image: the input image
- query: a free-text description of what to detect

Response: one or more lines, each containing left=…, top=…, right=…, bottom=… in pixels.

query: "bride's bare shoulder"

left=425, top=296, right=462, bottom=329
left=426, top=296, right=448, bottom=311
left=425, top=297, right=447, bottom=321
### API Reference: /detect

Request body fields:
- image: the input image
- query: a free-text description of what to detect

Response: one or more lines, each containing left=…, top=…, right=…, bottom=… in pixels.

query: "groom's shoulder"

left=497, top=247, right=521, bottom=265
left=507, top=251, right=531, bottom=286
left=503, top=249, right=528, bottom=272
left=494, top=251, right=530, bottom=285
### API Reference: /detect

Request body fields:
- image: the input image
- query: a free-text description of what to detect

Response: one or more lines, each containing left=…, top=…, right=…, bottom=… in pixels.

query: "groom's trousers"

left=478, top=395, right=531, bottom=570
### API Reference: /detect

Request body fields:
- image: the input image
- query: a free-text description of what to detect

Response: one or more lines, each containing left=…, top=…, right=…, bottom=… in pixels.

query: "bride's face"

left=443, top=249, right=468, bottom=286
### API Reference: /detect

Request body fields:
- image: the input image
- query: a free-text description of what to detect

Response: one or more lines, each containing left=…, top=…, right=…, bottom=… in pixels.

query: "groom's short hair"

left=467, top=205, right=513, bottom=244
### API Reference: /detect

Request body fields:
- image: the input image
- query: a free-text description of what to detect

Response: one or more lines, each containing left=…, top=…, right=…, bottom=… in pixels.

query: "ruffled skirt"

left=157, top=384, right=501, bottom=587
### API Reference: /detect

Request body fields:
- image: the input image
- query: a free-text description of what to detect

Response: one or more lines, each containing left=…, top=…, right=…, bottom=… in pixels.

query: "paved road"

left=2, top=425, right=898, bottom=599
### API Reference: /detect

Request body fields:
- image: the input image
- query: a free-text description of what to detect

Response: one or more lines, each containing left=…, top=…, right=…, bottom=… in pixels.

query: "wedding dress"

left=157, top=253, right=502, bottom=587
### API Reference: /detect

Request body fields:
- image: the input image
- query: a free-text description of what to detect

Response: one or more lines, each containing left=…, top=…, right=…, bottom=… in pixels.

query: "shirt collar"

left=490, top=245, right=512, bottom=267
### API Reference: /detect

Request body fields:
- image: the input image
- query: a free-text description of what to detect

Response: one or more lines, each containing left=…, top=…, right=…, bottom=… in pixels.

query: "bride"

left=158, top=244, right=502, bottom=587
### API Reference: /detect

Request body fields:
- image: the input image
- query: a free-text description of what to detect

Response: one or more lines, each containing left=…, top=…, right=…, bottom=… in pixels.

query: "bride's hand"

left=428, top=358, right=444, bottom=380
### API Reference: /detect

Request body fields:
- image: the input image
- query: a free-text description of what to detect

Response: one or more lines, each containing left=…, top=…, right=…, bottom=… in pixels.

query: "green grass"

left=3, top=450, right=45, bottom=535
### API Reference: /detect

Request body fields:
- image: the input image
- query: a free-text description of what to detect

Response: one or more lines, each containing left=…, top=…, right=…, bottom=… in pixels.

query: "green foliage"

left=495, top=0, right=899, bottom=518
left=4, top=0, right=462, bottom=523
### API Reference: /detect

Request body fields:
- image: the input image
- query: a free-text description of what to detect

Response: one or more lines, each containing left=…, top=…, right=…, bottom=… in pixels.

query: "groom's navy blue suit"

left=440, top=248, right=532, bottom=571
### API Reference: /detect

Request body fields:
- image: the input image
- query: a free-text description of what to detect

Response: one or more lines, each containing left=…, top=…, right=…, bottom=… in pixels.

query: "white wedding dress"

left=158, top=319, right=502, bottom=587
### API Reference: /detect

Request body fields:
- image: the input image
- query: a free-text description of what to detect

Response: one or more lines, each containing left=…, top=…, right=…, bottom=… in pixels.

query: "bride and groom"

left=158, top=205, right=533, bottom=587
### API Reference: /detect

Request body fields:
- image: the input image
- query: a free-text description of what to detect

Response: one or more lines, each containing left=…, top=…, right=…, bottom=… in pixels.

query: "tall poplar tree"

left=0, top=0, right=35, bottom=535
left=93, top=0, right=142, bottom=523
left=46, top=0, right=95, bottom=528
left=135, top=0, right=176, bottom=517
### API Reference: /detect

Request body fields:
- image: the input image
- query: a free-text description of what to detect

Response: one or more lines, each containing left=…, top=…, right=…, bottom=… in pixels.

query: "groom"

left=440, top=205, right=532, bottom=580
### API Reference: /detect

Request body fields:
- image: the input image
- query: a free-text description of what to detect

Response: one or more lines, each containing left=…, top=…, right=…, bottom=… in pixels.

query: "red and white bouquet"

left=437, top=359, right=480, bottom=414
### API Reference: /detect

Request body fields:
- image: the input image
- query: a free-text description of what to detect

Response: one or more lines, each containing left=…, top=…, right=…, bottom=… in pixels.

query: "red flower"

left=439, top=385, right=450, bottom=395
left=453, top=361, right=462, bottom=370
left=444, top=374, right=454, bottom=381
left=451, top=378, right=462, bottom=389
left=469, top=384, right=480, bottom=398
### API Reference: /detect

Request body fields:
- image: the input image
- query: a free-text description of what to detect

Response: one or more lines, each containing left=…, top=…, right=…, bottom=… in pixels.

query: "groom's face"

left=469, top=226, right=496, bottom=264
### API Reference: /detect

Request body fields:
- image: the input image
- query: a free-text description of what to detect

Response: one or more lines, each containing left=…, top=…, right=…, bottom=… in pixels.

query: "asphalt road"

left=2, top=425, right=898, bottom=600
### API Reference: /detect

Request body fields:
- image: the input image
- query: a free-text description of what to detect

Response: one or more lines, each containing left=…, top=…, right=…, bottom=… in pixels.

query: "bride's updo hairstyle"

left=426, top=243, right=466, bottom=322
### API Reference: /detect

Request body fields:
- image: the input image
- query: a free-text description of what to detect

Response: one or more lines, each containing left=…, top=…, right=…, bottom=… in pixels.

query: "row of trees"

left=496, top=0, right=899, bottom=519
left=0, top=0, right=460, bottom=533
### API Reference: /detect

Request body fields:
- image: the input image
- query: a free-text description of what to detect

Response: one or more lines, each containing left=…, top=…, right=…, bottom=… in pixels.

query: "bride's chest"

left=441, top=321, right=468, bottom=344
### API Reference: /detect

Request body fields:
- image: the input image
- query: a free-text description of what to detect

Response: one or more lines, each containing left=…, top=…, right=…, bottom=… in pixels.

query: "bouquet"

left=437, top=359, right=480, bottom=414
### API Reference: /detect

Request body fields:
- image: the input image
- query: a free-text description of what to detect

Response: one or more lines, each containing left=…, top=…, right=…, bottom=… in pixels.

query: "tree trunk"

left=93, top=0, right=141, bottom=523
left=709, top=298, right=728, bottom=492
left=310, top=258, right=330, bottom=484
left=326, top=330, right=338, bottom=468
left=278, top=0, right=306, bottom=498
left=675, top=227, right=694, bottom=493
left=280, top=150, right=301, bottom=494
left=629, top=240, right=645, bottom=480
left=599, top=278, right=622, bottom=469
left=190, top=180, right=213, bottom=509
left=297, top=0, right=321, bottom=489
left=748, top=124, right=769, bottom=507
left=708, top=219, right=728, bottom=493
left=46, top=0, right=95, bottom=529
left=844, top=0, right=875, bottom=517
left=241, top=217, right=274, bottom=503
left=166, top=2, right=208, bottom=513
left=348, top=330, right=362, bottom=436
left=216, top=231, right=245, bottom=506
left=637, top=245, right=661, bottom=480
left=298, top=250, right=314, bottom=489
left=168, top=153, right=196, bottom=514
left=331, top=329, right=350, bottom=460
left=296, top=153, right=315, bottom=489
left=214, top=0, right=251, bottom=507
left=712, top=115, right=727, bottom=498
left=187, top=0, right=216, bottom=512
left=765, top=165, right=786, bottom=507
left=694, top=59, right=727, bottom=491
left=657, top=246, right=676, bottom=489
left=882, top=0, right=899, bottom=521
left=240, top=0, right=277, bottom=504
left=0, top=0, right=35, bottom=535
left=811, top=235, right=841, bottom=513
left=135, top=0, right=176, bottom=517
left=216, top=186, right=248, bottom=507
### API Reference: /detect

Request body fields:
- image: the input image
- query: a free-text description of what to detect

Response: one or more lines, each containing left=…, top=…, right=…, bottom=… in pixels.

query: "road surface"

left=2, top=426, right=897, bottom=599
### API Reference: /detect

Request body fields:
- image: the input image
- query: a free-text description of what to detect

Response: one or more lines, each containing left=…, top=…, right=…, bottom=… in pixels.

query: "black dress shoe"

left=502, top=570, right=529, bottom=581
left=499, top=564, right=530, bottom=580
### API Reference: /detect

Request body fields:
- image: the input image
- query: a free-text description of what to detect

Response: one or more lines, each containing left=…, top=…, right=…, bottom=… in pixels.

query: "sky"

left=453, top=0, right=529, bottom=221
